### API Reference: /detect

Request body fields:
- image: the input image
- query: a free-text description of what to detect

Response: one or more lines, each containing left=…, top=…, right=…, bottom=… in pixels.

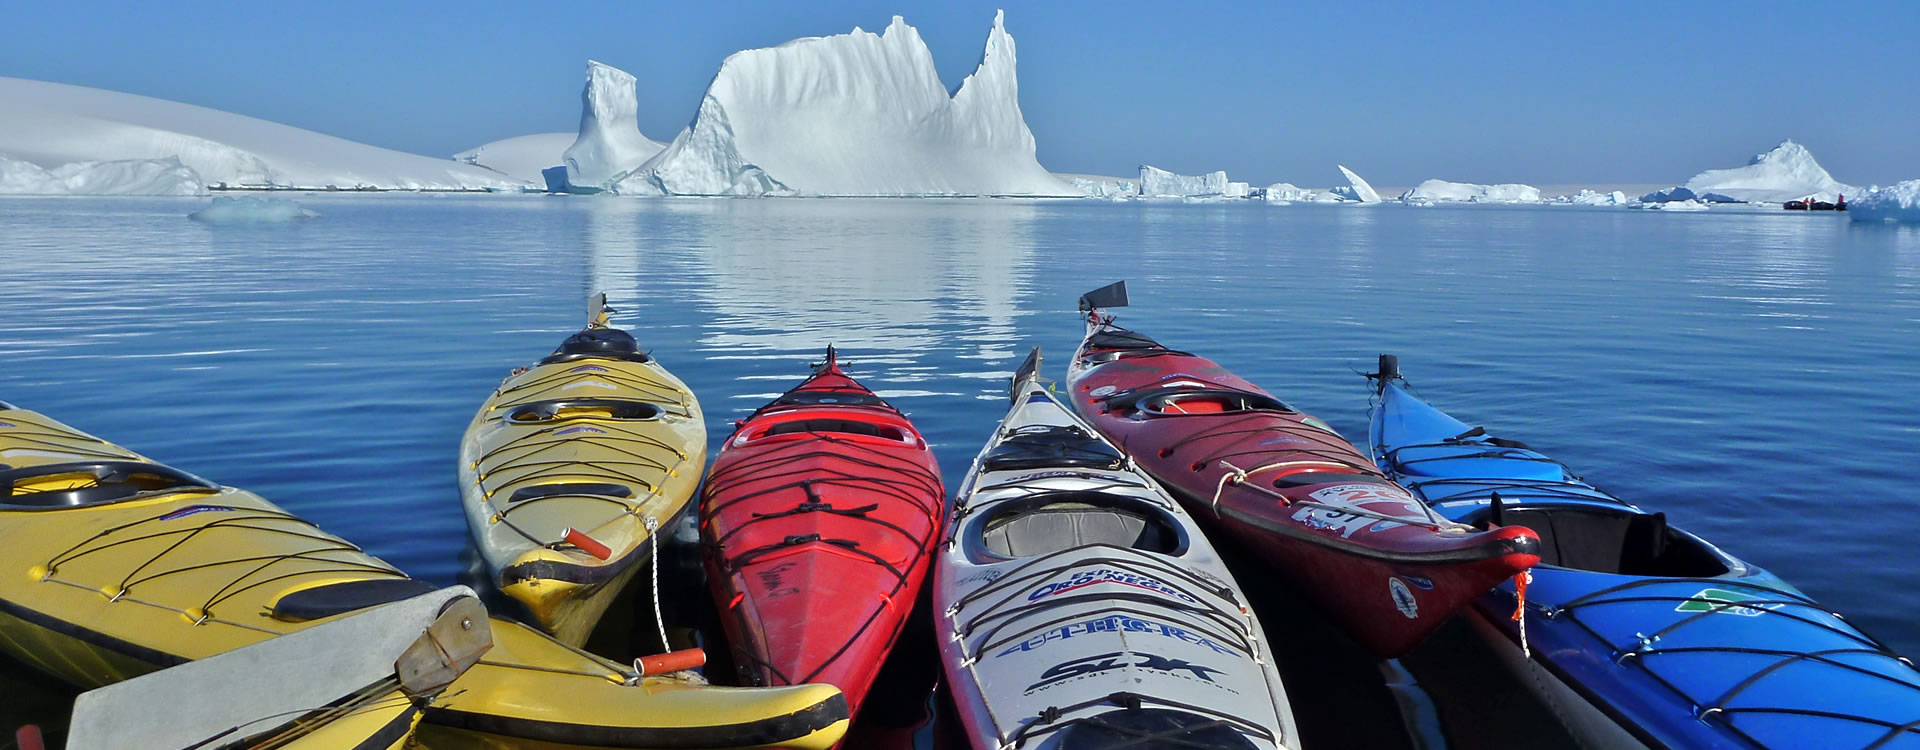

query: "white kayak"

left=935, top=349, right=1300, bottom=750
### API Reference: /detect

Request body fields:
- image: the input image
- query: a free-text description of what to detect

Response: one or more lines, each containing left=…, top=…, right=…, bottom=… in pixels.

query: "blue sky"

left=5, top=1, right=1916, bottom=187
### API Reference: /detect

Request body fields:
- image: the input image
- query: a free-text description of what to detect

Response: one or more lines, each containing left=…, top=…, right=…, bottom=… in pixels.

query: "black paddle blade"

left=1009, top=346, right=1041, bottom=403
left=1370, top=353, right=1400, bottom=392
left=1078, top=281, right=1129, bottom=311
left=812, top=344, right=838, bottom=374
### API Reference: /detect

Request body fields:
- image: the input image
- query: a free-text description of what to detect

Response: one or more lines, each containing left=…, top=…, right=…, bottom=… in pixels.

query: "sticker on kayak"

left=554, top=426, right=608, bottom=436
left=1390, top=577, right=1420, bottom=619
left=1300, top=416, right=1336, bottom=433
left=1089, top=385, right=1117, bottom=398
left=159, top=505, right=237, bottom=521
left=1026, top=651, right=1227, bottom=694
left=562, top=381, right=617, bottom=390
left=1028, top=568, right=1199, bottom=604
left=567, top=365, right=612, bottom=373
left=995, top=614, right=1238, bottom=657
left=1291, top=484, right=1422, bottom=538
left=1676, top=587, right=1786, bottom=617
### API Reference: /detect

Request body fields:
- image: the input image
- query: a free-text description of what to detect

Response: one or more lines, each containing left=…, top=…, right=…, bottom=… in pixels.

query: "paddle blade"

left=1009, top=346, right=1041, bottom=402
left=588, top=292, right=615, bottom=328
left=1078, top=281, right=1129, bottom=311
left=1371, top=353, right=1400, bottom=392
left=813, top=344, right=839, bottom=375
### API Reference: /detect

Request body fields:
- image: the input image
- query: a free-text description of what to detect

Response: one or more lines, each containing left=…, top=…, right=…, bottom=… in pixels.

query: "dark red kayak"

left=700, top=347, right=944, bottom=719
left=1064, top=283, right=1539, bottom=657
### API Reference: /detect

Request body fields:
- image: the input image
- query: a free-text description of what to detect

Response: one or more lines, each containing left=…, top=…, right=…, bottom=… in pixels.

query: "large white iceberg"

left=561, top=62, right=667, bottom=190
left=1333, top=165, right=1382, bottom=203
left=1138, top=165, right=1228, bottom=198
left=1849, top=180, right=1920, bottom=223
left=1681, top=140, right=1855, bottom=204
left=0, top=77, right=523, bottom=191
left=1399, top=179, right=1540, bottom=203
left=453, top=132, right=575, bottom=184
left=0, top=153, right=206, bottom=195
left=616, top=11, right=1072, bottom=196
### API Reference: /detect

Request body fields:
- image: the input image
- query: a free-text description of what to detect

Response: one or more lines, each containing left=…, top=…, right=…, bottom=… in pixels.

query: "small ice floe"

left=189, top=196, right=319, bottom=223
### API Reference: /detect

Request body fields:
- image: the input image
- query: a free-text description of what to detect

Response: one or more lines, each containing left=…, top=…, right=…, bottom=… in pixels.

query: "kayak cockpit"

left=980, top=425, right=1124, bottom=472
left=1103, top=386, right=1295, bottom=418
left=978, top=491, right=1185, bottom=559
left=1467, top=504, right=1730, bottom=577
left=1, top=460, right=217, bottom=509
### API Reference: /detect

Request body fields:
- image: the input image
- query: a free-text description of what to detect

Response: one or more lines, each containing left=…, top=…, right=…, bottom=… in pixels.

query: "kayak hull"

left=701, top=353, right=943, bottom=720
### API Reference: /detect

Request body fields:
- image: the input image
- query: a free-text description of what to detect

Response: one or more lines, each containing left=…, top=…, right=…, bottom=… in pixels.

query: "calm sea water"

left=3, top=195, right=1917, bottom=742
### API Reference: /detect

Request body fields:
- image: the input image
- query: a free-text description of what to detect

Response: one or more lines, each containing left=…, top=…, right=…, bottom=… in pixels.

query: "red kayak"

left=1064, top=283, right=1539, bottom=657
left=701, top=347, right=944, bottom=720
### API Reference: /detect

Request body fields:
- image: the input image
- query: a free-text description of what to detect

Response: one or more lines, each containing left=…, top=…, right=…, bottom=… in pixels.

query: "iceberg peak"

left=1682, top=139, right=1853, bottom=203
left=1336, top=165, right=1383, bottom=203
left=562, top=61, right=664, bottom=189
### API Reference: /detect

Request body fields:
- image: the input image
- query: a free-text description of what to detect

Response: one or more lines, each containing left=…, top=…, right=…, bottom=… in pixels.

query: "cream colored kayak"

left=459, top=295, right=706, bottom=645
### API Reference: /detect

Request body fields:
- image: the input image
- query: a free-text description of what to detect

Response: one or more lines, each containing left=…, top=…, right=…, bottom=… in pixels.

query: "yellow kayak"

left=0, top=405, right=847, bottom=750
left=459, top=298, right=705, bottom=646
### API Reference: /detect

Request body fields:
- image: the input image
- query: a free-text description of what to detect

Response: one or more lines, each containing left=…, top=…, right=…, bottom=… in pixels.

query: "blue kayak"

left=1367, top=355, right=1920, bottom=750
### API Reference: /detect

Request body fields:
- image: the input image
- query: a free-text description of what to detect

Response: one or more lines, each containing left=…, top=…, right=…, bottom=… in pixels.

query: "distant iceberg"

left=1399, top=179, right=1541, bottom=203
left=561, top=62, right=666, bottom=191
left=454, top=132, right=575, bottom=185
left=1553, top=189, right=1630, bottom=206
left=0, top=153, right=206, bottom=196
left=1139, top=165, right=1228, bottom=198
left=1333, top=165, right=1382, bottom=203
left=1849, top=180, right=1920, bottom=223
left=1639, top=186, right=1698, bottom=203
left=617, top=11, right=1072, bottom=197
left=1060, top=173, right=1137, bottom=200
left=1679, top=140, right=1855, bottom=204
left=0, top=77, right=523, bottom=191
left=1633, top=198, right=1709, bottom=211
left=1265, top=183, right=1312, bottom=203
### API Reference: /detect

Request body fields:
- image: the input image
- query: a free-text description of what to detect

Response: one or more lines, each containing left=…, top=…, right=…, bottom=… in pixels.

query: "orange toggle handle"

left=563, top=528, right=612, bottom=560
left=17, top=725, right=46, bottom=750
left=637, top=648, right=706, bottom=676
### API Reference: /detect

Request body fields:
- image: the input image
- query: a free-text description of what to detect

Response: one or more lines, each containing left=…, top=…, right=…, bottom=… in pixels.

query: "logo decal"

left=1394, top=573, right=1435, bottom=591
left=568, top=365, right=611, bottom=373
left=1675, top=587, right=1784, bottom=617
left=1027, top=651, right=1223, bottom=693
left=1089, top=385, right=1117, bottom=398
left=1027, top=569, right=1199, bottom=604
left=1389, top=577, right=1420, bottom=619
left=995, top=614, right=1238, bottom=657
left=555, top=426, right=608, bottom=436
left=1292, top=483, right=1422, bottom=538
left=159, top=505, right=237, bottom=521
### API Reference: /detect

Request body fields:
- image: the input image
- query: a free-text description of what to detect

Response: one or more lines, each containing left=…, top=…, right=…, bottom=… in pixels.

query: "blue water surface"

left=2, top=194, right=1916, bottom=663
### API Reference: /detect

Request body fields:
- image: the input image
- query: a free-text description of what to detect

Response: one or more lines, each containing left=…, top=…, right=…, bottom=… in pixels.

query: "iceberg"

left=453, top=132, right=576, bottom=185
left=1060, top=173, right=1136, bottom=200
left=1333, top=165, right=1382, bottom=203
left=616, top=11, right=1072, bottom=196
left=561, top=62, right=667, bottom=191
left=1399, top=179, right=1541, bottom=203
left=0, top=153, right=206, bottom=196
left=0, top=77, right=524, bottom=191
left=1639, top=186, right=1698, bottom=203
left=1224, top=181, right=1250, bottom=199
left=189, top=196, right=318, bottom=223
left=1139, top=165, right=1228, bottom=198
left=1633, top=199, right=1709, bottom=211
left=1682, top=140, right=1855, bottom=204
left=1264, top=183, right=1313, bottom=203
left=1554, top=189, right=1630, bottom=206
left=1849, top=180, right=1920, bottom=223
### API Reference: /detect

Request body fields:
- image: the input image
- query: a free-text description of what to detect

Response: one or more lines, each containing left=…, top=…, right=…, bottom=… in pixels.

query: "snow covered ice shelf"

left=615, top=11, right=1073, bottom=197
left=0, top=77, right=524, bottom=191
left=1850, top=180, right=1920, bottom=223
left=0, top=153, right=205, bottom=196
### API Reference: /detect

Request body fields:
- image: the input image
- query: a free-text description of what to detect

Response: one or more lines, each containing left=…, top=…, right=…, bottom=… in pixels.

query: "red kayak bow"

left=701, top=347, right=944, bottom=718
left=1065, top=283, right=1539, bottom=657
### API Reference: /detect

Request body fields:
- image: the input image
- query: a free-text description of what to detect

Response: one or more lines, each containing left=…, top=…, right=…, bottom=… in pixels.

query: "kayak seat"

left=763, top=419, right=905, bottom=440
left=539, top=327, right=652, bottom=365
left=270, top=578, right=438, bottom=622
left=1046, top=707, right=1260, bottom=750
left=981, top=426, right=1124, bottom=472
left=980, top=492, right=1181, bottom=558
left=1106, top=387, right=1294, bottom=417
left=1498, top=507, right=1726, bottom=576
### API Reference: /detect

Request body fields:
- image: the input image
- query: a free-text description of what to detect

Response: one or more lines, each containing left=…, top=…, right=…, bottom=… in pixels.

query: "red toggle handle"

left=17, top=725, right=45, bottom=750
left=563, top=528, right=613, bottom=560
left=637, top=648, right=706, bottom=676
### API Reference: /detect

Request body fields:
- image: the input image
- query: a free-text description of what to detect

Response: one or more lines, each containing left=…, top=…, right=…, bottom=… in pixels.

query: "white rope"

left=644, top=515, right=669, bottom=654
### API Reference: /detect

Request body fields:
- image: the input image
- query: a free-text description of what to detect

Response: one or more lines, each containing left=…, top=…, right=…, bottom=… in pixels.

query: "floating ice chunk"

left=1139, top=165, right=1228, bottom=197
left=1399, top=179, right=1540, bottom=203
left=1632, top=198, right=1708, bottom=211
left=189, top=196, right=318, bottom=223
left=1334, top=165, right=1381, bottom=203
left=1555, top=189, right=1630, bottom=206
left=1263, top=183, right=1312, bottom=203
left=0, top=153, right=207, bottom=195
left=1683, top=140, right=1854, bottom=204
left=1849, top=180, right=1920, bottom=223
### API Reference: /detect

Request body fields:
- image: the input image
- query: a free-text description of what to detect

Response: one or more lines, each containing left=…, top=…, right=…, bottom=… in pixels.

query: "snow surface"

left=453, top=132, right=575, bottom=184
left=616, top=11, right=1072, bottom=196
left=1334, top=165, right=1382, bottom=203
left=1139, top=165, right=1228, bottom=197
left=0, top=153, right=206, bottom=195
left=0, top=77, right=523, bottom=191
left=1399, top=179, right=1541, bottom=203
left=1554, top=189, right=1630, bottom=206
left=189, top=196, right=318, bottom=223
left=561, top=62, right=667, bottom=190
left=1849, top=180, right=1920, bottom=223
left=1633, top=199, right=1709, bottom=211
left=1682, top=140, right=1855, bottom=203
